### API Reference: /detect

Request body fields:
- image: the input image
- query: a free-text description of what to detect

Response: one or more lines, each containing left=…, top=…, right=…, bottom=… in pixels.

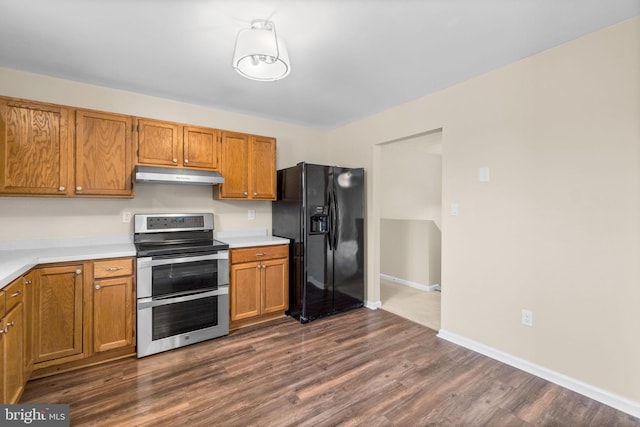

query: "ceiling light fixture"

left=232, top=19, right=291, bottom=82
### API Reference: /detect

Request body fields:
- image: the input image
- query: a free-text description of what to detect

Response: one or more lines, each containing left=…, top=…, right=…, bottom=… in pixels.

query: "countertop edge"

left=220, top=236, right=291, bottom=249
left=0, top=244, right=136, bottom=290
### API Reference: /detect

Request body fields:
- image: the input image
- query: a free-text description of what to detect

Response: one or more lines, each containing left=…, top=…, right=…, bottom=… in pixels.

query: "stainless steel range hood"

left=135, top=166, right=224, bottom=185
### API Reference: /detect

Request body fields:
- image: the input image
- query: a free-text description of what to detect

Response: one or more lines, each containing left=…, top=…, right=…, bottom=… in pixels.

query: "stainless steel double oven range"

left=134, top=213, right=229, bottom=358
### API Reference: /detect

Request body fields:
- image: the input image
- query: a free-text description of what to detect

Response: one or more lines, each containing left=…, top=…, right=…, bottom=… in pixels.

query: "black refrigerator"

left=272, top=162, right=365, bottom=323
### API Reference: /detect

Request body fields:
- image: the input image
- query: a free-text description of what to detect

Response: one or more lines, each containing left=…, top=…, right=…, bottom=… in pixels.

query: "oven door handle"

left=138, top=287, right=228, bottom=310
left=138, top=252, right=228, bottom=268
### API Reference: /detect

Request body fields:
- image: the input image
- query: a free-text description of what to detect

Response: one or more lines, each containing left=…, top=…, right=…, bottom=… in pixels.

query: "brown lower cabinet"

left=0, top=257, right=136, bottom=404
left=230, top=244, right=289, bottom=330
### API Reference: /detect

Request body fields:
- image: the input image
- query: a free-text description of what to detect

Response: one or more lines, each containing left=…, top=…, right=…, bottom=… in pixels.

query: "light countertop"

left=0, top=229, right=290, bottom=289
left=215, top=229, right=290, bottom=249
left=0, top=241, right=135, bottom=289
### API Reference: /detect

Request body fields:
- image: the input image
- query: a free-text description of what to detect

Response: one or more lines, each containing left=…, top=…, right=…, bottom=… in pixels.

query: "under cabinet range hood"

left=135, top=166, right=224, bottom=185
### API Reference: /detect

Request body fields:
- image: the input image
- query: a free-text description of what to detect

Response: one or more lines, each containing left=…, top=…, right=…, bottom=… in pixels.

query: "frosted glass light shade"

left=232, top=20, right=290, bottom=82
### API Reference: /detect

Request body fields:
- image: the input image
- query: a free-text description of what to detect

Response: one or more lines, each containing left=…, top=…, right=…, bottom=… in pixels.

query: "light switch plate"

left=450, top=203, right=460, bottom=216
left=248, top=209, right=256, bottom=220
left=479, top=167, right=490, bottom=182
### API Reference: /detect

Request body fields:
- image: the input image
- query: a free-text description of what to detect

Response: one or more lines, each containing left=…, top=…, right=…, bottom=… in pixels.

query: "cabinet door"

left=230, top=262, right=261, bottom=321
left=136, top=119, right=180, bottom=167
left=75, top=110, right=133, bottom=197
left=183, top=126, right=219, bottom=170
left=22, top=271, right=35, bottom=377
left=0, top=98, right=71, bottom=195
left=250, top=136, right=277, bottom=200
left=261, top=258, right=289, bottom=314
left=217, top=132, right=249, bottom=199
left=3, top=303, right=24, bottom=404
left=33, top=265, right=84, bottom=364
left=93, top=276, right=133, bottom=353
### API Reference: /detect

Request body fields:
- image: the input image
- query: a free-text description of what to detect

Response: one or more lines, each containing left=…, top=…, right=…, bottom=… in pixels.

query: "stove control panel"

left=147, top=216, right=204, bottom=230
left=134, top=213, right=214, bottom=233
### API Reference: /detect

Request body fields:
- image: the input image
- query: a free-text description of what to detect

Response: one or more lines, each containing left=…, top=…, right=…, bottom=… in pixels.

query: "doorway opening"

left=377, top=129, right=442, bottom=330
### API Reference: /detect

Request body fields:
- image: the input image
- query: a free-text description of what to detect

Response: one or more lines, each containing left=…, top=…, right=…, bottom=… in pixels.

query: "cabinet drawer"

left=4, top=276, right=24, bottom=313
left=93, top=258, right=134, bottom=279
left=231, top=245, right=288, bottom=264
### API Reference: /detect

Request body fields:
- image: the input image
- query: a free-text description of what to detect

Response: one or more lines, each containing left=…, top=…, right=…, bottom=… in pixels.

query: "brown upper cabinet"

left=0, top=96, right=277, bottom=199
left=214, top=132, right=276, bottom=200
left=75, top=110, right=133, bottom=197
left=136, top=119, right=220, bottom=171
left=0, top=98, right=72, bottom=196
left=0, top=97, right=134, bottom=198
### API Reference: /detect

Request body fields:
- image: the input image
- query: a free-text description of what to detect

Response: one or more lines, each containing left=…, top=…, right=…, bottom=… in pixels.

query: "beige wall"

left=380, top=219, right=441, bottom=287
left=328, top=17, right=640, bottom=404
left=0, top=68, right=329, bottom=241
left=379, top=131, right=442, bottom=226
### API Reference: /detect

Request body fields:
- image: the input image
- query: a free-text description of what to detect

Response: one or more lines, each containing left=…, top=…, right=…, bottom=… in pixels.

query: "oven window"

left=152, top=259, right=218, bottom=296
left=152, top=296, right=219, bottom=341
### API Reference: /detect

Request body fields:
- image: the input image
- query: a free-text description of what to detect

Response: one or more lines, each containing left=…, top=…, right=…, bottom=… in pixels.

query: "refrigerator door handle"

left=327, top=186, right=334, bottom=250
left=331, top=184, right=338, bottom=250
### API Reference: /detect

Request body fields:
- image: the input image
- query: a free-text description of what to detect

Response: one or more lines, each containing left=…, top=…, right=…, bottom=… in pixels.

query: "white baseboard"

left=380, top=274, right=440, bottom=292
left=437, top=329, right=640, bottom=419
left=365, top=300, right=382, bottom=310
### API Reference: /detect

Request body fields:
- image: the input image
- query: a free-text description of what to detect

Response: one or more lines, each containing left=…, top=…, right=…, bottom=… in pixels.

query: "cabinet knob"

left=6, top=321, right=15, bottom=329
left=95, top=285, right=101, bottom=290
left=75, top=269, right=82, bottom=275
left=58, top=186, right=65, bottom=191
left=243, top=192, right=248, bottom=196
left=184, top=159, right=189, bottom=164
left=76, top=186, right=82, bottom=191
left=25, top=280, right=32, bottom=286
left=0, top=328, right=5, bottom=335
left=172, top=158, right=178, bottom=163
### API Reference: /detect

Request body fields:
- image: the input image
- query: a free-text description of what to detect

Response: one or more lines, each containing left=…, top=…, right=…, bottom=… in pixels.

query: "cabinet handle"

left=184, top=159, right=189, bottom=164
left=105, top=267, right=123, bottom=271
left=76, top=186, right=82, bottom=191
left=10, top=290, right=21, bottom=298
left=6, top=321, right=15, bottom=329
left=0, top=329, right=5, bottom=335
left=256, top=253, right=266, bottom=257
left=75, top=269, right=82, bottom=275
left=58, top=186, right=65, bottom=191
left=172, top=158, right=178, bottom=163
left=95, top=285, right=101, bottom=290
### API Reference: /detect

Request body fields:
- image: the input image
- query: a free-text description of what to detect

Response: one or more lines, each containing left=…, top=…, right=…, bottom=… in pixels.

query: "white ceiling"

left=0, top=1, right=638, bottom=129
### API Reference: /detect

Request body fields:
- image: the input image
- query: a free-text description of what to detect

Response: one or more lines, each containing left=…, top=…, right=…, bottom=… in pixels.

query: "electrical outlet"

left=521, top=309, right=533, bottom=326
left=122, top=211, right=132, bottom=223
left=248, top=209, right=256, bottom=220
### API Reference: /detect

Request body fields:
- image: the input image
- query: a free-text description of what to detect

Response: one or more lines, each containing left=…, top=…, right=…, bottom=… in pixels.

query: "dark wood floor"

left=21, top=308, right=638, bottom=426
